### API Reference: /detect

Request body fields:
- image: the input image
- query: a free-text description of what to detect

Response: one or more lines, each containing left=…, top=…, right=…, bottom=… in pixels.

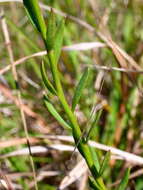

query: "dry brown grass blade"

left=0, top=146, right=49, bottom=158
left=87, top=64, right=143, bottom=73
left=59, top=159, right=88, bottom=190
left=0, top=170, right=13, bottom=190
left=6, top=171, right=61, bottom=180
left=108, top=40, right=128, bottom=68
left=78, top=172, right=88, bottom=190
left=0, top=137, right=40, bottom=149
left=0, top=144, right=77, bottom=158
left=63, top=42, right=105, bottom=51
left=0, top=51, right=46, bottom=75
left=96, top=31, right=142, bottom=70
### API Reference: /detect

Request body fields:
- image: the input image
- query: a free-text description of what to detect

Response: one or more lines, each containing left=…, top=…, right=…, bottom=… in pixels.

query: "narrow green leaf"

left=41, top=61, right=57, bottom=95
left=86, top=109, right=103, bottom=142
left=98, top=151, right=111, bottom=177
left=23, top=0, right=46, bottom=39
left=46, top=9, right=56, bottom=51
left=89, top=147, right=100, bottom=172
left=54, top=19, right=65, bottom=64
left=72, top=68, right=89, bottom=111
left=118, top=168, right=130, bottom=190
left=88, top=176, right=102, bottom=190
left=44, top=97, right=71, bottom=130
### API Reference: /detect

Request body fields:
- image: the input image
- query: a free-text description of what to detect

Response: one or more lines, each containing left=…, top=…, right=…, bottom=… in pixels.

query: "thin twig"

left=0, top=51, right=47, bottom=75
left=86, top=64, right=143, bottom=73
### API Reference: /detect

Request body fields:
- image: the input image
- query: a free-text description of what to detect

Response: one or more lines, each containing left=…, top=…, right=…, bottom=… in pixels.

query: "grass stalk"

left=47, top=51, right=107, bottom=190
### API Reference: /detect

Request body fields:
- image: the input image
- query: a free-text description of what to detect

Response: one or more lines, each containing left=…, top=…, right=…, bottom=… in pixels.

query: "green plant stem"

left=48, top=51, right=107, bottom=190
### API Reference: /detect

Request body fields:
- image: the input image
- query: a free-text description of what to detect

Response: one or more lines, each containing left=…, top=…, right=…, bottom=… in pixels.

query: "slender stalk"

left=48, top=52, right=107, bottom=190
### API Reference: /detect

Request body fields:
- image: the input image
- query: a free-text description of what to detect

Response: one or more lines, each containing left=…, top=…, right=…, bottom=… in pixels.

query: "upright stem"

left=48, top=52, right=107, bottom=190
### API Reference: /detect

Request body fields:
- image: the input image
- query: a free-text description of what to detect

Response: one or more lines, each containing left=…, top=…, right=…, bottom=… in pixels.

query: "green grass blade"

left=118, top=168, right=130, bottom=190
left=89, top=176, right=103, bottom=190
left=98, top=151, right=111, bottom=177
left=23, top=0, right=46, bottom=39
left=44, top=97, right=71, bottom=130
left=46, top=10, right=56, bottom=51
left=54, top=19, right=65, bottom=64
left=72, top=68, right=89, bottom=111
left=89, top=147, right=100, bottom=172
left=41, top=61, right=57, bottom=95
left=86, top=109, right=103, bottom=142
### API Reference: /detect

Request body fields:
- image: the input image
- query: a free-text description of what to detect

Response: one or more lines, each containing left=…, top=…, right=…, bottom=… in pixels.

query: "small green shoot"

left=89, top=147, right=100, bottom=172
left=44, top=96, right=71, bottom=130
left=72, top=68, right=89, bottom=111
left=118, top=168, right=130, bottom=190
left=46, top=9, right=56, bottom=51
left=41, top=61, right=57, bottom=95
left=53, top=18, right=65, bottom=64
left=89, top=176, right=105, bottom=190
left=98, top=151, right=111, bottom=177
left=85, top=109, right=103, bottom=142
left=23, top=0, right=46, bottom=39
